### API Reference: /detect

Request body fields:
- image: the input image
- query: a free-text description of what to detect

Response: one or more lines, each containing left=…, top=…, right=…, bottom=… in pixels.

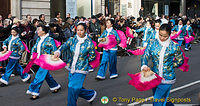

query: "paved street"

left=0, top=43, right=200, bottom=106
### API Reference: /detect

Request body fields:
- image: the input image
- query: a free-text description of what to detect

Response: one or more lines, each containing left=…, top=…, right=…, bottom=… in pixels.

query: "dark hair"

left=11, top=27, right=19, bottom=33
left=38, top=24, right=49, bottom=34
left=137, top=17, right=142, bottom=22
left=96, top=13, right=103, bottom=18
left=106, top=19, right=114, bottom=25
left=32, top=18, right=38, bottom=24
left=159, top=24, right=171, bottom=35
left=55, top=11, right=60, bottom=17
left=26, top=14, right=31, bottom=18
left=91, top=15, right=97, bottom=19
left=39, top=14, right=45, bottom=19
left=155, top=19, right=162, bottom=24
left=77, top=23, right=87, bottom=31
left=75, top=16, right=79, bottom=20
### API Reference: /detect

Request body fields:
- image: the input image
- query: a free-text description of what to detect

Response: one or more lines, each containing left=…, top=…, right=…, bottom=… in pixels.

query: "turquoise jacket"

left=141, top=39, right=184, bottom=81
left=99, top=29, right=121, bottom=50
left=135, top=26, right=154, bottom=46
left=183, top=25, right=193, bottom=36
left=31, top=35, right=57, bottom=55
left=3, top=35, right=25, bottom=59
left=58, top=35, right=96, bottom=72
left=172, top=25, right=186, bottom=40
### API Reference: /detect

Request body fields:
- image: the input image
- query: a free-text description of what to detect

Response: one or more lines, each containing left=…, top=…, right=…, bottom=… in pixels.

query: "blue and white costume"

left=183, top=25, right=194, bottom=50
left=96, top=27, right=121, bottom=79
left=26, top=33, right=61, bottom=96
left=135, top=26, right=154, bottom=47
left=152, top=29, right=160, bottom=40
left=171, top=25, right=185, bottom=46
left=141, top=38, right=184, bottom=105
left=56, top=34, right=96, bottom=106
left=0, top=35, right=30, bottom=85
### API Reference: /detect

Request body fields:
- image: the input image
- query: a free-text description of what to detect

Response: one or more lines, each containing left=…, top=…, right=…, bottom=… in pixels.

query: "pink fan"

left=23, top=52, right=38, bottom=74
left=98, top=35, right=117, bottom=50
left=127, top=48, right=145, bottom=55
left=0, top=51, right=13, bottom=61
left=184, top=36, right=194, bottom=43
left=128, top=70, right=162, bottom=91
left=178, top=57, right=189, bottom=72
left=177, top=46, right=190, bottom=72
left=21, top=41, right=30, bottom=53
left=37, top=54, right=66, bottom=71
left=126, top=27, right=134, bottom=38
left=89, top=50, right=100, bottom=68
left=116, top=30, right=127, bottom=48
left=170, top=30, right=182, bottom=40
left=92, top=41, right=97, bottom=47
left=54, top=39, right=61, bottom=47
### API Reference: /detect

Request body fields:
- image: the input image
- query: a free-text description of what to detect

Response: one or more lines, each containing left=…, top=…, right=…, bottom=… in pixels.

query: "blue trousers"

left=177, top=40, right=183, bottom=47
left=97, top=50, right=118, bottom=78
left=68, top=73, right=96, bottom=106
left=27, top=67, right=60, bottom=96
left=0, top=58, right=30, bottom=85
left=152, top=84, right=172, bottom=106
left=185, top=43, right=191, bottom=49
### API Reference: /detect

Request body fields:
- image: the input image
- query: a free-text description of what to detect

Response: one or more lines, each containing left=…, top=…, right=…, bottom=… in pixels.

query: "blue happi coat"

left=3, top=35, right=25, bottom=59
left=141, top=38, right=184, bottom=82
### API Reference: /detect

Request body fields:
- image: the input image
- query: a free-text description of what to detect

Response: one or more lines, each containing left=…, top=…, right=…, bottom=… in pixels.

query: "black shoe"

left=95, top=77, right=105, bottom=81
left=0, top=83, right=7, bottom=87
left=52, top=88, right=61, bottom=93
left=30, top=96, right=39, bottom=100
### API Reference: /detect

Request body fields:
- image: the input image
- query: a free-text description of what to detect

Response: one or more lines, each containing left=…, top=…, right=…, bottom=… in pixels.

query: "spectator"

left=161, top=15, right=169, bottom=24
left=38, top=14, right=47, bottom=25
left=89, top=15, right=101, bottom=42
left=139, top=7, right=144, bottom=18
left=26, top=14, right=32, bottom=25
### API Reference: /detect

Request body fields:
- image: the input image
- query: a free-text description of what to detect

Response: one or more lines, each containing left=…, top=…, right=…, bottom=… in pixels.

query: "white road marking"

left=128, top=80, right=200, bottom=106
left=141, top=104, right=198, bottom=106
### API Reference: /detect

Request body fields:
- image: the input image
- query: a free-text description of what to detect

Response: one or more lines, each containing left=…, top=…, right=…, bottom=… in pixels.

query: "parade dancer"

left=0, top=27, right=31, bottom=87
left=54, top=23, right=97, bottom=106
left=96, top=19, right=121, bottom=80
left=184, top=20, right=194, bottom=51
left=141, top=24, right=184, bottom=106
left=171, top=19, right=185, bottom=46
left=135, top=20, right=154, bottom=47
left=152, top=20, right=161, bottom=40
left=26, top=25, right=61, bottom=100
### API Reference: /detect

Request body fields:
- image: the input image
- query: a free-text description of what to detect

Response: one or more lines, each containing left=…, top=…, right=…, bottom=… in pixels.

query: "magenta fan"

left=98, top=35, right=117, bottom=50
left=0, top=51, right=13, bottom=61
left=128, top=71, right=162, bottom=91
left=37, top=54, right=66, bottom=71
left=116, top=30, right=127, bottom=48
left=89, top=50, right=100, bottom=68
left=127, top=48, right=145, bottom=55
left=126, top=27, right=134, bottom=38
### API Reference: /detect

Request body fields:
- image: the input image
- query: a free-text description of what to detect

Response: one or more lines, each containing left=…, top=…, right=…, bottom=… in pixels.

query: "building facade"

left=0, top=0, right=199, bottom=21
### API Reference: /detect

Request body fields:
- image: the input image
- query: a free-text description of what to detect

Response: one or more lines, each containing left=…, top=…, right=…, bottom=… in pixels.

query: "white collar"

left=11, top=35, right=19, bottom=40
left=155, top=29, right=159, bottom=32
left=76, top=34, right=87, bottom=44
left=178, top=25, right=183, bottom=27
left=106, top=27, right=113, bottom=33
left=158, top=37, right=170, bottom=47
left=40, top=33, right=49, bottom=40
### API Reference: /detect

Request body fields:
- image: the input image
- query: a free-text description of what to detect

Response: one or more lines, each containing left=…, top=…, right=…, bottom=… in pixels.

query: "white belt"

left=65, top=66, right=88, bottom=74
left=161, top=79, right=176, bottom=84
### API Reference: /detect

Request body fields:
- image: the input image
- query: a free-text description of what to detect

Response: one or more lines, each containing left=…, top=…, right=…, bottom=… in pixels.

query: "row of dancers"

left=0, top=18, right=192, bottom=106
